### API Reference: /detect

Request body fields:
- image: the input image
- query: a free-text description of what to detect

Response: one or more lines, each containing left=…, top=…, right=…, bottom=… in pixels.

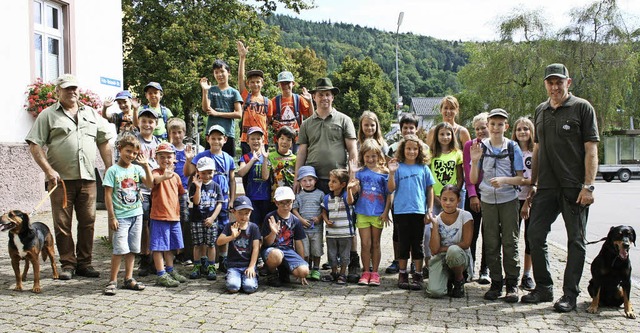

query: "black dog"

left=0, top=210, right=59, bottom=293
left=587, top=225, right=636, bottom=319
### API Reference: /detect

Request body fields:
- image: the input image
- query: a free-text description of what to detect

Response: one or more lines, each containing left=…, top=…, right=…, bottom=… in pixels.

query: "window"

left=33, top=0, right=64, bottom=81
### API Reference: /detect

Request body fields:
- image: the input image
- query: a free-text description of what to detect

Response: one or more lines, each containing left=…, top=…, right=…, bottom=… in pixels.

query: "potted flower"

left=25, top=78, right=103, bottom=117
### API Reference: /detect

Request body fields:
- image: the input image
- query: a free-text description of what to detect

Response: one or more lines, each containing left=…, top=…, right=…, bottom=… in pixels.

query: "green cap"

left=277, top=71, right=295, bottom=83
left=544, top=63, right=569, bottom=80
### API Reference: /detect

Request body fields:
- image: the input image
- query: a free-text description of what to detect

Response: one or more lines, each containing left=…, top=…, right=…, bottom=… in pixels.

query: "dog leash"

left=30, top=179, right=68, bottom=217
left=586, top=237, right=607, bottom=245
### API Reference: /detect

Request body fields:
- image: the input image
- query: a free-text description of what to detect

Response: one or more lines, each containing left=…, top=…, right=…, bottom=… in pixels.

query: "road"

left=547, top=179, right=640, bottom=286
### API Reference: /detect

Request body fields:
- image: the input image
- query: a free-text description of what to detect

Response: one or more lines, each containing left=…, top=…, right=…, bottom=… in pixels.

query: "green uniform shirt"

left=25, top=101, right=113, bottom=181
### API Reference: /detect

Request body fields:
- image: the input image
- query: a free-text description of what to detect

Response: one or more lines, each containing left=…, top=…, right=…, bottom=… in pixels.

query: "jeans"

left=226, top=267, right=258, bottom=293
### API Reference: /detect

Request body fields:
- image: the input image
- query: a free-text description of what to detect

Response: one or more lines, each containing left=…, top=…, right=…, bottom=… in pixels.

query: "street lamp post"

left=395, top=11, right=404, bottom=110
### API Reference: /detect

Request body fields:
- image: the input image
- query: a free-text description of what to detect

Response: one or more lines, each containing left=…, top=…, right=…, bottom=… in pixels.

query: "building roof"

left=410, top=97, right=442, bottom=116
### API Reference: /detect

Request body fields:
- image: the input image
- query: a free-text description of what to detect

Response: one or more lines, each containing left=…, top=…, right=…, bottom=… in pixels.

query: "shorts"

left=262, top=247, right=308, bottom=273
left=149, top=219, right=184, bottom=252
left=326, top=237, right=352, bottom=267
left=356, top=214, right=383, bottom=229
left=190, top=219, right=218, bottom=247
left=217, top=196, right=230, bottom=234
left=395, top=213, right=425, bottom=260
left=112, top=215, right=143, bottom=255
left=301, top=231, right=324, bottom=258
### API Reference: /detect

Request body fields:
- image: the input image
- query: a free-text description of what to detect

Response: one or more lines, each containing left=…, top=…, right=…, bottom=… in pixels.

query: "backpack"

left=479, top=138, right=519, bottom=190
left=274, top=94, right=301, bottom=126
left=323, top=191, right=355, bottom=236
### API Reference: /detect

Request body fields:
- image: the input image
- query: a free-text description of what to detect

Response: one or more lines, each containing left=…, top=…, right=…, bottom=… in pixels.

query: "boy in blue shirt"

left=199, top=59, right=243, bottom=157
left=237, top=127, right=271, bottom=228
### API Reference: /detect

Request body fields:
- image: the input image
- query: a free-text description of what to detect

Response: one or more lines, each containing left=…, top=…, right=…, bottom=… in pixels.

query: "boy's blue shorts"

left=149, top=219, right=184, bottom=251
left=262, top=247, right=308, bottom=273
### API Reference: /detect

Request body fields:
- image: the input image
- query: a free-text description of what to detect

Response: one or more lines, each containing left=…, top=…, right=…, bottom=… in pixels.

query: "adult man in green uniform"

left=26, top=74, right=113, bottom=280
left=521, top=64, right=599, bottom=312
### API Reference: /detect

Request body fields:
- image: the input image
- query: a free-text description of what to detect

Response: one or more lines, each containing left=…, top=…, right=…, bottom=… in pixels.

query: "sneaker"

left=504, top=280, right=519, bottom=303
left=182, top=259, right=193, bottom=266
left=358, top=271, right=371, bottom=285
left=169, top=270, right=187, bottom=283
left=189, top=264, right=202, bottom=279
left=409, top=273, right=423, bottom=290
left=206, top=265, right=217, bottom=281
left=553, top=294, right=577, bottom=312
left=478, top=270, right=491, bottom=285
left=451, top=279, right=465, bottom=298
left=257, top=256, right=265, bottom=269
left=368, top=272, right=381, bottom=286
left=520, top=275, right=535, bottom=291
left=157, top=272, right=179, bottom=287
left=484, top=280, right=503, bottom=300
left=76, top=266, right=100, bottom=278
left=200, top=257, right=208, bottom=275
left=398, top=272, right=410, bottom=289
left=309, top=270, right=321, bottom=281
left=59, top=268, right=74, bottom=280
left=385, top=260, right=399, bottom=274
left=521, top=289, right=554, bottom=304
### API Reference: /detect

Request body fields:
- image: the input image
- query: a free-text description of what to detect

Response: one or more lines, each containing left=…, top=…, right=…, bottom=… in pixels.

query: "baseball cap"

left=277, top=71, right=295, bottom=83
left=246, top=69, right=264, bottom=79
left=144, top=81, right=163, bottom=92
left=544, top=63, right=569, bottom=80
left=233, top=196, right=254, bottom=211
left=207, top=124, right=226, bottom=136
left=115, top=90, right=132, bottom=100
left=247, top=126, right=264, bottom=136
left=488, top=108, right=509, bottom=119
left=138, top=108, right=159, bottom=118
left=55, top=74, right=79, bottom=89
left=156, top=142, right=175, bottom=154
left=274, top=186, right=295, bottom=201
left=297, top=166, right=317, bottom=180
left=196, top=157, right=215, bottom=171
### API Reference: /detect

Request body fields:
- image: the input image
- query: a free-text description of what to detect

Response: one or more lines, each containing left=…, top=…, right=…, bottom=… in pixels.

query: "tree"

left=329, top=56, right=394, bottom=131
left=122, top=0, right=312, bottom=139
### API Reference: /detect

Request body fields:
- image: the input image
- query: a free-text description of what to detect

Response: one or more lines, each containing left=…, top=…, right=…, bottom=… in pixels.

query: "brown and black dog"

left=587, top=225, right=636, bottom=319
left=0, top=210, right=59, bottom=293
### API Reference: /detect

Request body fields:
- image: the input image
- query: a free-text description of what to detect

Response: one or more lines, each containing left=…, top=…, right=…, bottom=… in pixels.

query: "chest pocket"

left=557, top=119, right=581, bottom=138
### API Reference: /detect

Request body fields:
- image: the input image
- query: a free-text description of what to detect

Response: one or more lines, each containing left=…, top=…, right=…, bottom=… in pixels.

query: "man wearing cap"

left=521, top=64, right=599, bottom=313
left=101, top=90, right=139, bottom=135
left=135, top=82, right=173, bottom=140
left=26, top=73, right=114, bottom=280
left=294, top=77, right=357, bottom=194
left=269, top=71, right=314, bottom=153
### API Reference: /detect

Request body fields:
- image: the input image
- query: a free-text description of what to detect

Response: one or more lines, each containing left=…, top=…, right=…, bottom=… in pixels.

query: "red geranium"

left=25, top=78, right=103, bottom=117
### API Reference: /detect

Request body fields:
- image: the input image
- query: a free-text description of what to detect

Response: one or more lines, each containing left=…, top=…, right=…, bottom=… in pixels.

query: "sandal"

left=104, top=281, right=117, bottom=296
left=321, top=272, right=338, bottom=282
left=123, top=278, right=146, bottom=291
left=336, top=274, right=347, bottom=285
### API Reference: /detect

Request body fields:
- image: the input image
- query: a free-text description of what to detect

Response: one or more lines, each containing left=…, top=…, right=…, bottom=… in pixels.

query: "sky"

left=275, top=0, right=640, bottom=41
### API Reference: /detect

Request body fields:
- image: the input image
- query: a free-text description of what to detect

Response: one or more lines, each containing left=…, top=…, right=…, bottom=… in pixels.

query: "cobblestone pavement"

left=0, top=208, right=638, bottom=333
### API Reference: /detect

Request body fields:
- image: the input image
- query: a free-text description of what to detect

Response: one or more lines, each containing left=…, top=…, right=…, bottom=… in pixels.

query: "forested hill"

left=264, top=14, right=468, bottom=98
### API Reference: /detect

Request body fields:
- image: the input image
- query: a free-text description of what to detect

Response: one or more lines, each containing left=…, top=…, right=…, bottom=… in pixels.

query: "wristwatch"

left=583, top=184, right=595, bottom=192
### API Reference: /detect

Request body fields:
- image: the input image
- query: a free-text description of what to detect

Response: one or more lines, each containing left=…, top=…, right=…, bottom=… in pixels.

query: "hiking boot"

left=385, top=260, right=399, bottom=274
left=76, top=266, right=100, bottom=278
left=157, top=272, right=179, bottom=287
left=347, top=252, right=360, bottom=283
left=206, top=264, right=217, bottom=281
left=521, top=289, right=554, bottom=304
left=553, top=294, right=577, bottom=313
left=484, top=280, right=503, bottom=300
left=520, top=275, right=535, bottom=291
left=137, top=255, right=155, bottom=277
left=504, top=280, right=519, bottom=303
left=59, top=268, right=74, bottom=280
left=409, top=273, right=423, bottom=290
left=398, top=272, right=410, bottom=289
left=169, top=270, right=187, bottom=283
left=451, top=279, right=465, bottom=298
left=189, top=264, right=202, bottom=279
left=422, top=266, right=429, bottom=279
left=358, top=271, right=371, bottom=285
left=477, top=269, right=491, bottom=285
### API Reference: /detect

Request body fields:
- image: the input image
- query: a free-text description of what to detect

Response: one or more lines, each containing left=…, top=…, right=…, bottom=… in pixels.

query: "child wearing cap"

left=262, top=126, right=297, bottom=202
left=150, top=142, right=187, bottom=287
left=292, top=165, right=324, bottom=281
left=268, top=71, right=314, bottom=153
left=237, top=41, right=270, bottom=156
left=262, top=186, right=309, bottom=286
left=134, top=108, right=162, bottom=276
left=188, top=157, right=224, bottom=280
left=469, top=108, right=524, bottom=303
left=216, top=196, right=261, bottom=293
left=102, top=90, right=139, bottom=135
left=237, top=126, right=271, bottom=228
left=199, top=59, right=243, bottom=157
left=134, top=82, right=173, bottom=140
left=185, top=124, right=236, bottom=272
